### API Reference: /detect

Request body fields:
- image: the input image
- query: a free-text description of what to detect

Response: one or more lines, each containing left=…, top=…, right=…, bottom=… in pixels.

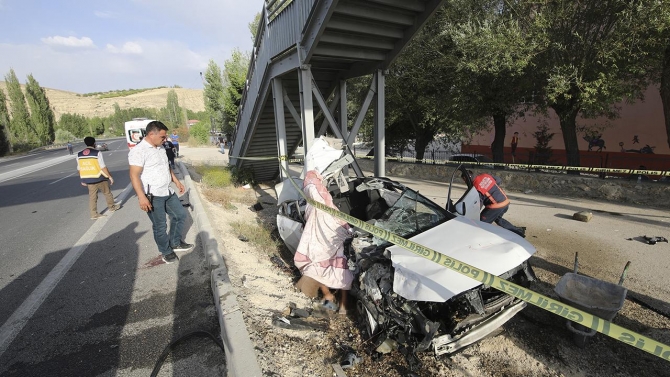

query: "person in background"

left=462, top=170, right=525, bottom=237
left=77, top=136, right=120, bottom=219
left=163, top=138, right=176, bottom=169
left=170, top=130, right=180, bottom=157
left=510, top=132, right=519, bottom=162
left=67, top=141, right=74, bottom=155
left=129, top=121, right=193, bottom=264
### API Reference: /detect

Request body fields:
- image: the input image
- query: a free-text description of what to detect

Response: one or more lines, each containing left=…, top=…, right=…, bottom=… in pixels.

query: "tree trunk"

left=414, top=130, right=434, bottom=163
left=554, top=106, right=581, bottom=173
left=661, top=44, right=670, bottom=150
left=491, top=112, right=506, bottom=163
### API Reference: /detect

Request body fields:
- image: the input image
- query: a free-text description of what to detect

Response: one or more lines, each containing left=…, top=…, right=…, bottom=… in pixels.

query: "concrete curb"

left=177, top=162, right=263, bottom=377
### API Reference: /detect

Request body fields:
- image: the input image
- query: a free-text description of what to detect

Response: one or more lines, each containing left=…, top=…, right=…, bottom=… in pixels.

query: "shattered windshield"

left=373, top=188, right=449, bottom=242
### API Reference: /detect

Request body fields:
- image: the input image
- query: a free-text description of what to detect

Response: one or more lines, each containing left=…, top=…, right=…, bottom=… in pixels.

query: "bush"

left=54, top=129, right=77, bottom=144
left=229, top=166, right=256, bottom=186
left=189, top=121, right=210, bottom=146
left=197, top=165, right=233, bottom=188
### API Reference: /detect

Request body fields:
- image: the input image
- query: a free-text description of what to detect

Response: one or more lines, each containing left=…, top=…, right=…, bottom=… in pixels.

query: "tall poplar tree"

left=25, top=74, right=56, bottom=145
left=0, top=89, right=11, bottom=155
left=164, top=89, right=182, bottom=129
left=4, top=69, right=33, bottom=144
left=222, top=49, right=249, bottom=134
left=202, top=60, right=225, bottom=131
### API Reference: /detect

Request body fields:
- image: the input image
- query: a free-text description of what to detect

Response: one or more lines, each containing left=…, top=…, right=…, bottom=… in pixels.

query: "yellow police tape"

left=355, top=155, right=669, bottom=176
left=233, top=153, right=669, bottom=176
left=260, top=161, right=670, bottom=362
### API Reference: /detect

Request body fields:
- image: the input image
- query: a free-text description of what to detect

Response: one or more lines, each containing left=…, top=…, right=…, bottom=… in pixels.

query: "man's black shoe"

left=162, top=252, right=179, bottom=264
left=172, top=241, right=194, bottom=252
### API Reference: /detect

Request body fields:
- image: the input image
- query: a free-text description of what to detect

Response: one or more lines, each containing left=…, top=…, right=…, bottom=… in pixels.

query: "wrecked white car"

left=275, top=138, right=536, bottom=369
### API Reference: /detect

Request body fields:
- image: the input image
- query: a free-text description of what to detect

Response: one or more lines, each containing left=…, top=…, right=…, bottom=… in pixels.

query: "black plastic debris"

left=250, top=202, right=264, bottom=212
left=644, top=236, right=668, bottom=245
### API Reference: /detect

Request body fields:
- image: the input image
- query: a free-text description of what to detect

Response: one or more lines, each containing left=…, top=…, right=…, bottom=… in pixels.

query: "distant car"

left=448, top=153, right=495, bottom=168
left=95, top=143, right=109, bottom=151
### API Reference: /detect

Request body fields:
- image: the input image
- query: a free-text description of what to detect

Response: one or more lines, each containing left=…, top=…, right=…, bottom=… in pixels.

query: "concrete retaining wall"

left=357, top=159, right=670, bottom=209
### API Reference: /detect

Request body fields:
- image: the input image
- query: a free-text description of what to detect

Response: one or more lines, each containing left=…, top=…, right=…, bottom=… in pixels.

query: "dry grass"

left=0, top=81, right=204, bottom=121
left=230, top=220, right=281, bottom=255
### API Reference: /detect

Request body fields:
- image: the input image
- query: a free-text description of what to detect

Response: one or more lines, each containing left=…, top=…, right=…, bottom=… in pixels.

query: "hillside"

left=0, top=82, right=205, bottom=121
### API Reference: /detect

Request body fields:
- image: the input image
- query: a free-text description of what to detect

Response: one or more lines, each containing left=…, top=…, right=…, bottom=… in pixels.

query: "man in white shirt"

left=128, top=121, right=193, bottom=264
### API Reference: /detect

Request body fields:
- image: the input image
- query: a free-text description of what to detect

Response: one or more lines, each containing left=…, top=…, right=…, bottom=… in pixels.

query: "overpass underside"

left=230, top=0, right=446, bottom=182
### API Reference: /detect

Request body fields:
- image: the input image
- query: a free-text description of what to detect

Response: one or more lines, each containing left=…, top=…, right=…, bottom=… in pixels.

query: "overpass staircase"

left=230, top=0, right=445, bottom=182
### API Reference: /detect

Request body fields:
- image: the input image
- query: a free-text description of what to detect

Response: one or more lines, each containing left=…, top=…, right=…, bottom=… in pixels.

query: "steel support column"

left=374, top=69, right=386, bottom=177
left=298, top=65, right=316, bottom=171
left=339, top=79, right=349, bottom=176
left=272, top=78, right=289, bottom=179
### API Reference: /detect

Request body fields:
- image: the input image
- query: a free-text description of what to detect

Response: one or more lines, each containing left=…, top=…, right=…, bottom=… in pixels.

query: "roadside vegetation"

left=78, top=86, right=177, bottom=98
left=230, top=220, right=280, bottom=255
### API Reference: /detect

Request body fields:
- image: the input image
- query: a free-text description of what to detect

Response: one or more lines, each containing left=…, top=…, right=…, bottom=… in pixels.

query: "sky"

left=0, top=0, right=264, bottom=93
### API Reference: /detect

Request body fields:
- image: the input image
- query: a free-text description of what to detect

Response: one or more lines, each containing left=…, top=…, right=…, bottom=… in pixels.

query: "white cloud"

left=94, top=10, right=119, bottom=19
left=41, top=36, right=96, bottom=49
left=0, top=39, right=226, bottom=93
left=106, top=41, right=143, bottom=54
left=131, top=0, right=261, bottom=49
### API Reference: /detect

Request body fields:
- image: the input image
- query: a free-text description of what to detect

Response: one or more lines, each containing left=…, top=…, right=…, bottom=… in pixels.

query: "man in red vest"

left=462, top=170, right=525, bottom=237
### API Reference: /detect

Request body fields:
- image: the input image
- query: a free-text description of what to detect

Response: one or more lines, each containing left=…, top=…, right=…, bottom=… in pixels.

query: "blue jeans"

left=481, top=205, right=525, bottom=236
left=146, top=192, right=187, bottom=255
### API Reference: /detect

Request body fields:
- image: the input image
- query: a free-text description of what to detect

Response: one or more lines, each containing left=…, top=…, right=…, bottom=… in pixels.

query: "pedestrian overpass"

left=229, top=0, right=445, bottom=182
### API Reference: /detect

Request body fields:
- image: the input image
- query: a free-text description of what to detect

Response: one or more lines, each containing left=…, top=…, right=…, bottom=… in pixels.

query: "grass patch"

left=230, top=221, right=280, bottom=254
left=203, top=188, right=237, bottom=210
left=195, top=165, right=233, bottom=188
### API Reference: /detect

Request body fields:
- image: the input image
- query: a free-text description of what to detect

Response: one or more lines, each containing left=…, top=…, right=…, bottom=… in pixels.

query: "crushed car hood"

left=389, top=216, right=535, bottom=302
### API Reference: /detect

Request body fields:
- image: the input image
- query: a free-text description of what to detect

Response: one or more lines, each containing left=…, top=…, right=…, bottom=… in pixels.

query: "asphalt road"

left=0, top=140, right=225, bottom=376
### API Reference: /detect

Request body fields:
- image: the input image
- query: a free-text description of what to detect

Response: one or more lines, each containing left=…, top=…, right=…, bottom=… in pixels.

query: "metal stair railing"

left=234, top=0, right=316, bottom=155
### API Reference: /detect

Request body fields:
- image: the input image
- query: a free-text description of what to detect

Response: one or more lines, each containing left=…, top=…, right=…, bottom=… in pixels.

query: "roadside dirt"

left=182, top=153, right=670, bottom=377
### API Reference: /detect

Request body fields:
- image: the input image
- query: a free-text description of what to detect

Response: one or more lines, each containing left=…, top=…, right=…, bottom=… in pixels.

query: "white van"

left=124, top=118, right=155, bottom=148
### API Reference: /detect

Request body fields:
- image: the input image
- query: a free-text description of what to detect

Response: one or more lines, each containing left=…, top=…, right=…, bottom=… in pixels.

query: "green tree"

left=202, top=60, right=226, bottom=132
left=443, top=0, right=540, bottom=163
left=383, top=8, right=488, bottom=162
left=639, top=2, right=670, bottom=148
left=24, top=74, right=56, bottom=145
left=189, top=119, right=210, bottom=145
left=222, top=49, right=250, bottom=135
left=5, top=69, right=34, bottom=144
left=249, top=12, right=262, bottom=43
left=530, top=0, right=656, bottom=169
left=87, top=116, right=106, bottom=136
left=0, top=89, right=11, bottom=155
left=532, top=124, right=555, bottom=165
left=58, top=113, right=89, bottom=137
left=163, top=89, right=183, bottom=128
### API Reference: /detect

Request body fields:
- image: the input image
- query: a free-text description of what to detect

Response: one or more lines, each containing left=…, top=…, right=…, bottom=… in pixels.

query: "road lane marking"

left=48, top=172, right=77, bottom=185
left=0, top=183, right=134, bottom=357
left=0, top=155, right=75, bottom=184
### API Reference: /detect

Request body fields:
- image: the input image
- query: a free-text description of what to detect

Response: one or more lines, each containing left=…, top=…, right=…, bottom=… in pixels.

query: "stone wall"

left=357, top=159, right=670, bottom=209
